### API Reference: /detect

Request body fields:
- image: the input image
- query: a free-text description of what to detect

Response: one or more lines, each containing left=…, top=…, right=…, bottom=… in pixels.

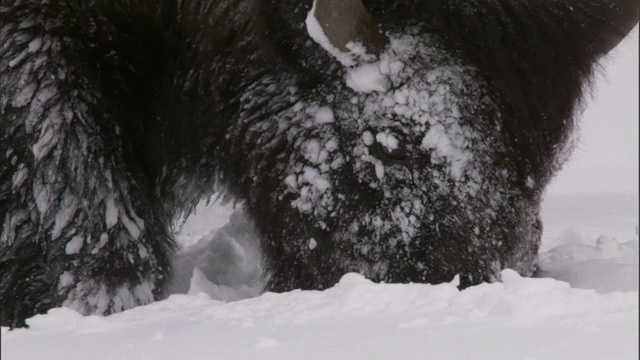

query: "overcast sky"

left=546, top=27, right=639, bottom=195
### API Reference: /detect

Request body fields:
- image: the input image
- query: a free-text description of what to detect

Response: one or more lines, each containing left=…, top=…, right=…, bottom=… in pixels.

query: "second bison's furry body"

left=1, top=0, right=637, bottom=327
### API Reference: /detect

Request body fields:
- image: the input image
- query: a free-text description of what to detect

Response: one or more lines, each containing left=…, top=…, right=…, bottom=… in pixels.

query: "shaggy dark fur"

left=1, top=0, right=637, bottom=328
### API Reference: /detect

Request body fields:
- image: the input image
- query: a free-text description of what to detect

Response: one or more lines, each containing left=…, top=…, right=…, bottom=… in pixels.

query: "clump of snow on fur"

left=346, top=62, right=389, bottom=93
left=362, top=131, right=375, bottom=146
left=353, top=32, right=479, bottom=183
left=91, top=234, right=109, bottom=255
left=11, top=164, right=28, bottom=189
left=375, top=131, right=399, bottom=151
left=374, top=161, right=385, bottom=180
left=290, top=166, right=332, bottom=213
left=104, top=196, right=119, bottom=229
left=421, top=122, right=472, bottom=180
left=314, top=106, right=335, bottom=124
left=65, top=236, right=84, bottom=255
left=27, top=36, right=43, bottom=53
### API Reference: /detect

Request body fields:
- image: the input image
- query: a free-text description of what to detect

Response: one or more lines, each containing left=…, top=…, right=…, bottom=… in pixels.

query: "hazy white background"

left=548, top=27, right=638, bottom=195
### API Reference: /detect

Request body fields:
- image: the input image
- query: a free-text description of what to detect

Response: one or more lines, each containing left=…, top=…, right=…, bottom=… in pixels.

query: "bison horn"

left=309, top=0, right=389, bottom=61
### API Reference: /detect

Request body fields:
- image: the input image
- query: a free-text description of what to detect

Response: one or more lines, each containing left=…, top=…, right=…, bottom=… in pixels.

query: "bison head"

left=230, top=0, right=543, bottom=291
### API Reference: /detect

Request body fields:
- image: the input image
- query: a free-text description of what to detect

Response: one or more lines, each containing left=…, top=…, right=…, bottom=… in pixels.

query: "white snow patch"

left=303, top=138, right=322, bottom=163
left=32, top=119, right=61, bottom=159
left=12, top=83, right=37, bottom=107
left=27, top=37, right=43, bottom=53
left=362, top=131, right=375, bottom=146
left=59, top=271, right=74, bottom=289
left=52, top=197, right=77, bottom=239
left=104, top=195, right=118, bottom=229
left=375, top=132, right=399, bottom=151
left=65, top=236, right=84, bottom=255
left=284, top=174, right=298, bottom=190
left=91, top=233, right=109, bottom=255
left=374, top=160, right=385, bottom=180
left=169, top=206, right=262, bottom=299
left=8, top=48, right=29, bottom=67
left=346, top=62, right=388, bottom=93
left=33, top=180, right=52, bottom=216
left=421, top=123, right=471, bottom=180
left=118, top=207, right=142, bottom=240
left=137, top=245, right=149, bottom=259
left=314, top=106, right=334, bottom=124
left=302, top=166, right=330, bottom=193
left=11, top=164, right=28, bottom=189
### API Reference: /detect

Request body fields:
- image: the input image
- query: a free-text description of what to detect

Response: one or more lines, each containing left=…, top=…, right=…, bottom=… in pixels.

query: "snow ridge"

left=3, top=270, right=637, bottom=360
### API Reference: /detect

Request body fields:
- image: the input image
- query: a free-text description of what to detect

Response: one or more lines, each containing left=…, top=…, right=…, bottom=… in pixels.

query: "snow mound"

left=537, top=235, right=638, bottom=293
left=3, top=271, right=637, bottom=360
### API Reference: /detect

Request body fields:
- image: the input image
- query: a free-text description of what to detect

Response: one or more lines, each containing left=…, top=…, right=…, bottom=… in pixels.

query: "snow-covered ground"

left=2, top=192, right=638, bottom=360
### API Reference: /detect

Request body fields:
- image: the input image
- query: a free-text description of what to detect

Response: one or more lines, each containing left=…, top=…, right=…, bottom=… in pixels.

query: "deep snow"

left=2, top=192, right=638, bottom=360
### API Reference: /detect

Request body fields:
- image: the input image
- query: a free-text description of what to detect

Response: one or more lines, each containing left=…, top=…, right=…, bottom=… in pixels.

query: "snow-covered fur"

left=0, top=0, right=635, bottom=327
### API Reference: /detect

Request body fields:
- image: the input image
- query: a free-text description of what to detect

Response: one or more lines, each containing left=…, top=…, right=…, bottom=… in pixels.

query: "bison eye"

left=374, top=132, right=408, bottom=162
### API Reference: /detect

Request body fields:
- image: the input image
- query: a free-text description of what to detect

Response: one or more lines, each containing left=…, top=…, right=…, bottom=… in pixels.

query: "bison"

left=1, top=0, right=638, bottom=327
